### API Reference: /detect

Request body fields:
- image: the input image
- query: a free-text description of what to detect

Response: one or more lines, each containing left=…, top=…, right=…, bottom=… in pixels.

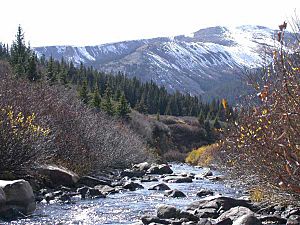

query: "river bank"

left=0, top=163, right=299, bottom=224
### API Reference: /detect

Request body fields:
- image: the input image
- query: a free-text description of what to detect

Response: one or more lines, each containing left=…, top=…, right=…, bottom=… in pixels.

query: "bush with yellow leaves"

left=0, top=106, right=50, bottom=178
left=185, top=144, right=219, bottom=166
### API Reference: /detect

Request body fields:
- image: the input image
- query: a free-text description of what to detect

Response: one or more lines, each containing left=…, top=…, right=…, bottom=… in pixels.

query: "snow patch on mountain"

left=77, top=47, right=95, bottom=61
left=34, top=25, right=279, bottom=97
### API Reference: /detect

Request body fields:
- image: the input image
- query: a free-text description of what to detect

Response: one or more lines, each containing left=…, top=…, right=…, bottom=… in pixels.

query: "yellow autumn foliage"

left=1, top=106, right=50, bottom=137
left=249, top=188, right=265, bottom=202
left=185, top=144, right=219, bottom=166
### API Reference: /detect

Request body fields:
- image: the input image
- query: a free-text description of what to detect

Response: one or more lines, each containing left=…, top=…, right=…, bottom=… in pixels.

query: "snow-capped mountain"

left=35, top=25, right=278, bottom=99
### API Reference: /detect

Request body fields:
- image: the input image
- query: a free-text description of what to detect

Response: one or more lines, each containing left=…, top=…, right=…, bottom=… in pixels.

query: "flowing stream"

left=8, top=163, right=243, bottom=225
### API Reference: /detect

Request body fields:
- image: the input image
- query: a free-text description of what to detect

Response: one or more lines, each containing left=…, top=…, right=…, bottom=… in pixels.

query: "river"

left=8, top=163, right=243, bottom=225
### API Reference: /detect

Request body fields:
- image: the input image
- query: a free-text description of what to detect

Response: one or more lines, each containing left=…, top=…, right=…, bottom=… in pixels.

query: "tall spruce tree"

left=116, top=93, right=130, bottom=118
left=26, top=53, right=39, bottom=81
left=102, top=85, right=114, bottom=115
left=91, top=84, right=101, bottom=109
left=10, top=25, right=29, bottom=78
left=135, top=93, right=148, bottom=114
left=47, top=56, right=57, bottom=83
left=59, top=66, right=68, bottom=86
left=79, top=80, right=89, bottom=104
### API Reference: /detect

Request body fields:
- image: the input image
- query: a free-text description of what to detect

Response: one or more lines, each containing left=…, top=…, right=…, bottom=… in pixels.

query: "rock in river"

left=216, top=206, right=254, bottom=223
left=157, top=204, right=181, bottom=219
left=164, top=189, right=186, bottom=198
left=147, top=164, right=173, bottom=175
left=188, top=196, right=253, bottom=212
left=123, top=181, right=144, bottom=191
left=148, top=183, right=171, bottom=191
left=132, top=162, right=151, bottom=171
left=232, top=214, right=262, bottom=225
left=197, top=189, right=214, bottom=198
left=0, top=179, right=36, bottom=219
left=37, top=165, right=79, bottom=188
left=163, top=176, right=193, bottom=183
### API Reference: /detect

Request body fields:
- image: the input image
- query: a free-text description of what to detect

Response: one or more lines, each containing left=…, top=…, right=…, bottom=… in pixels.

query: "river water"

left=8, top=163, right=243, bottom=225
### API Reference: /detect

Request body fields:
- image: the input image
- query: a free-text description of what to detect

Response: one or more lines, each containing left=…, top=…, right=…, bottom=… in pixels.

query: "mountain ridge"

left=34, top=25, right=277, bottom=99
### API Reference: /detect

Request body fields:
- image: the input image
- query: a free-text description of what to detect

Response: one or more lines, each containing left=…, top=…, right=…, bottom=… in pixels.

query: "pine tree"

left=91, top=86, right=101, bottom=109
left=116, top=93, right=130, bottom=118
left=102, top=85, right=114, bottom=115
left=26, top=54, right=39, bottom=81
left=47, top=56, right=56, bottom=83
left=10, top=25, right=29, bottom=78
left=135, top=94, right=148, bottom=114
left=79, top=80, right=89, bottom=104
left=59, top=66, right=68, bottom=86
left=0, top=43, right=9, bottom=59
left=114, top=89, right=122, bottom=101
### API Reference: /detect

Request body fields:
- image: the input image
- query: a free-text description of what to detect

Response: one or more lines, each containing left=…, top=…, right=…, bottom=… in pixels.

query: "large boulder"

left=164, top=189, right=186, bottom=198
left=232, top=214, right=262, bottom=225
left=188, top=196, right=253, bottom=212
left=157, top=204, right=181, bottom=219
left=216, top=206, right=254, bottom=223
left=87, top=188, right=106, bottom=198
left=76, top=186, right=105, bottom=199
left=94, top=185, right=118, bottom=195
left=0, top=180, right=36, bottom=219
left=147, top=164, right=173, bottom=175
left=132, top=162, right=151, bottom=171
left=202, top=169, right=213, bottom=177
left=194, top=208, right=219, bottom=219
left=197, top=189, right=214, bottom=198
left=123, top=182, right=144, bottom=191
left=287, top=215, right=300, bottom=225
left=37, top=165, right=79, bottom=188
left=157, top=204, right=198, bottom=221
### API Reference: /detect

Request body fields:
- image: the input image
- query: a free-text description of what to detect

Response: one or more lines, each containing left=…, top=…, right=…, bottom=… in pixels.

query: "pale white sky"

left=0, top=0, right=298, bottom=47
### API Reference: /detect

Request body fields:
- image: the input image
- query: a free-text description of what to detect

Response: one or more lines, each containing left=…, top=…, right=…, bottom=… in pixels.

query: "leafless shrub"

left=163, top=150, right=187, bottom=162
left=219, top=21, right=300, bottom=195
left=0, top=61, right=149, bottom=176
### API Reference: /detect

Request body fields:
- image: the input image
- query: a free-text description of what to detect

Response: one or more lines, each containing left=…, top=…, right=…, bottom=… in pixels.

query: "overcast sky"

left=0, top=0, right=298, bottom=47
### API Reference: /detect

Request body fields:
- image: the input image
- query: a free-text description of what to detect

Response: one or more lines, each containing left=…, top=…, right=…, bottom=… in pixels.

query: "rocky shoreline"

left=0, top=163, right=299, bottom=224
